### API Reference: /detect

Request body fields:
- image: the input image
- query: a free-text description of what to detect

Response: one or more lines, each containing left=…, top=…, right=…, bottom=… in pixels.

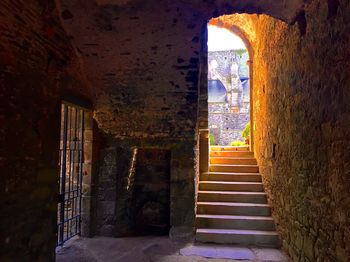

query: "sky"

left=208, top=25, right=246, bottom=51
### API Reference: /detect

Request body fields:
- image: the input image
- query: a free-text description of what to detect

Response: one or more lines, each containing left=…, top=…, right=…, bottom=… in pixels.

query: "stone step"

left=199, top=181, right=263, bottom=192
left=196, top=228, right=280, bottom=247
left=196, top=214, right=275, bottom=231
left=200, top=172, right=262, bottom=182
left=210, top=157, right=257, bottom=165
left=209, top=164, right=259, bottom=173
left=210, top=146, right=249, bottom=152
left=197, top=202, right=271, bottom=216
left=198, top=191, right=267, bottom=204
left=210, top=151, right=254, bottom=158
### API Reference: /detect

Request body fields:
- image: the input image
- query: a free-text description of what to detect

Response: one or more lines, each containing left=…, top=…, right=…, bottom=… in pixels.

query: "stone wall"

left=97, top=147, right=171, bottom=236
left=2, top=0, right=349, bottom=260
left=209, top=104, right=250, bottom=145
left=54, top=0, right=308, bottom=243
left=216, top=0, right=350, bottom=260
left=95, top=138, right=197, bottom=239
left=56, top=0, right=208, bottom=240
left=0, top=0, right=91, bottom=260
left=57, top=0, right=204, bottom=140
left=56, top=1, right=349, bottom=258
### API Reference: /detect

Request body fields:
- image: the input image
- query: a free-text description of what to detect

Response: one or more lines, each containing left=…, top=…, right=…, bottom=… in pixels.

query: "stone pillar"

left=199, top=129, right=209, bottom=173
left=169, top=141, right=197, bottom=241
left=81, top=111, right=94, bottom=237
left=247, top=59, right=254, bottom=152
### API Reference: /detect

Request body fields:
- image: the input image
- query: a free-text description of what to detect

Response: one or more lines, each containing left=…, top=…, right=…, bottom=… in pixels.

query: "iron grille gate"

left=57, top=103, right=85, bottom=246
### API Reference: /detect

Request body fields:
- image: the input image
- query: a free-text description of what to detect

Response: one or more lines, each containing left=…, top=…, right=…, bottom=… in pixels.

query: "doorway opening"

left=57, top=102, right=92, bottom=246
left=131, top=148, right=171, bottom=236
left=207, top=21, right=252, bottom=149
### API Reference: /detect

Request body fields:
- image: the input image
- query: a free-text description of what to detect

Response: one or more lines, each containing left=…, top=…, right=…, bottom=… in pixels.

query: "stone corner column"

left=199, top=129, right=209, bottom=173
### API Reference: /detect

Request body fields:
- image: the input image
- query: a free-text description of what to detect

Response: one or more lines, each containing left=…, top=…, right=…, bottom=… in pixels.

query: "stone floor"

left=56, top=236, right=289, bottom=262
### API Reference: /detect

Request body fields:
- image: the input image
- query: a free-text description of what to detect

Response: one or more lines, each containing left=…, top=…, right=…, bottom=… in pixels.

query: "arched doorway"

left=207, top=20, right=254, bottom=151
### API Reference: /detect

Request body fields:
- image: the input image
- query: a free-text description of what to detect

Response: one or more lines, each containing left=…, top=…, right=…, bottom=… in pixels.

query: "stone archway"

left=207, top=19, right=255, bottom=150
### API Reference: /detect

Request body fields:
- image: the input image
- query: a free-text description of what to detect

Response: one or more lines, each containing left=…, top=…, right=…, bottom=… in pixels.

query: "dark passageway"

left=1, top=0, right=349, bottom=261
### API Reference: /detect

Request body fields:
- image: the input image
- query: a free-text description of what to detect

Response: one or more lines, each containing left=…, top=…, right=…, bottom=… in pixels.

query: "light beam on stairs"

left=195, top=146, right=280, bottom=247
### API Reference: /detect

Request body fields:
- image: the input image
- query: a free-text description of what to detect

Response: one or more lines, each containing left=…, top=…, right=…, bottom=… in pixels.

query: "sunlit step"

left=197, top=202, right=271, bottom=216
left=200, top=172, right=261, bottom=182
left=210, top=146, right=249, bottom=151
left=210, top=151, right=254, bottom=157
left=210, top=164, right=259, bottom=173
left=199, top=181, right=263, bottom=192
left=196, top=214, right=276, bottom=231
left=196, top=228, right=280, bottom=247
left=198, top=191, right=267, bottom=203
left=210, top=157, right=257, bottom=165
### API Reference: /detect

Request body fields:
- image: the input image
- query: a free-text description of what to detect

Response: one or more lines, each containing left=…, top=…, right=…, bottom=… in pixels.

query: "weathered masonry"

left=1, top=0, right=349, bottom=261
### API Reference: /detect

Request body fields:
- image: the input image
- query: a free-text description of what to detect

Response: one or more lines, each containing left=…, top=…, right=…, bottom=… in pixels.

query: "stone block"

left=98, top=201, right=116, bottom=215
left=169, top=226, right=194, bottom=242
left=84, top=130, right=93, bottom=142
left=99, top=225, right=116, bottom=237
left=303, top=236, right=314, bottom=261
left=82, top=196, right=92, bottom=212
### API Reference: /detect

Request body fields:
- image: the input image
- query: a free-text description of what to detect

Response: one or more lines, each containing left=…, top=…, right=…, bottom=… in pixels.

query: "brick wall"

left=0, top=0, right=91, bottom=260
left=2, top=0, right=349, bottom=260
left=56, top=0, right=208, bottom=239
left=216, top=0, right=350, bottom=260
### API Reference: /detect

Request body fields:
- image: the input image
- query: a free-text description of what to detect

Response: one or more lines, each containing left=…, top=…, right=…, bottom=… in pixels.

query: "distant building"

left=208, top=50, right=250, bottom=145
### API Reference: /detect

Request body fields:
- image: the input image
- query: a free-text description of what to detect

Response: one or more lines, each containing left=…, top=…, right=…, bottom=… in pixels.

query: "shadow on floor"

left=56, top=236, right=288, bottom=262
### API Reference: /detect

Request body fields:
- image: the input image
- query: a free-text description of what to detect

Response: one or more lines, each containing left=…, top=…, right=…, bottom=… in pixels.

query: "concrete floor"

left=56, top=236, right=289, bottom=262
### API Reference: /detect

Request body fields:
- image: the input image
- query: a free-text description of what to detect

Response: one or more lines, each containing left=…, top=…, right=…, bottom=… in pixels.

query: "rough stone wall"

left=218, top=0, right=350, bottom=260
left=56, top=0, right=208, bottom=239
left=95, top=138, right=197, bottom=239
left=209, top=104, right=250, bottom=145
left=98, top=147, right=172, bottom=236
left=57, top=0, right=205, bottom=139
left=55, top=0, right=308, bottom=242
left=55, top=0, right=308, bottom=140
left=0, top=0, right=331, bottom=261
left=0, top=0, right=91, bottom=260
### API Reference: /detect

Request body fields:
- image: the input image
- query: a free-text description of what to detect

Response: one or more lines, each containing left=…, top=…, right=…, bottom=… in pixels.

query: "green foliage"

left=242, top=123, right=250, bottom=139
left=230, top=140, right=245, bottom=146
left=209, top=134, right=215, bottom=145
left=235, top=48, right=248, bottom=57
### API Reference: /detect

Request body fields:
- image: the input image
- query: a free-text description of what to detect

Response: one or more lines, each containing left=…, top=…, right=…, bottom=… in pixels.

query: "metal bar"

left=61, top=99, right=92, bottom=111
left=57, top=214, right=82, bottom=225
left=59, top=105, right=68, bottom=246
left=64, top=188, right=80, bottom=194
left=72, top=107, right=78, bottom=235
left=65, top=106, right=73, bottom=242
left=78, top=110, right=85, bottom=234
left=60, top=230, right=80, bottom=244
left=57, top=104, right=86, bottom=246
left=60, top=195, right=79, bottom=204
left=75, top=110, right=83, bottom=233
left=69, top=107, right=74, bottom=239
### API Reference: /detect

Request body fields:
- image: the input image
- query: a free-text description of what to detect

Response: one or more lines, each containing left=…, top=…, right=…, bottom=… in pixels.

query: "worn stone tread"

left=201, top=172, right=261, bottom=175
left=197, top=202, right=270, bottom=207
left=196, top=214, right=274, bottom=220
left=210, top=156, right=256, bottom=159
left=210, top=164, right=259, bottom=167
left=210, top=146, right=250, bottom=151
left=196, top=228, right=279, bottom=235
left=198, top=190, right=266, bottom=195
left=199, top=181, right=263, bottom=185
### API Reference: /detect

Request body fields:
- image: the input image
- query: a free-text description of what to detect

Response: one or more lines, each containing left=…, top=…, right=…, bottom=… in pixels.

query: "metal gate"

left=57, top=103, right=85, bottom=246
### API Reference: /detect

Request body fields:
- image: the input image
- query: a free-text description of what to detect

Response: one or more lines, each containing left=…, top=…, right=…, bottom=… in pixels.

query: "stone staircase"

left=196, top=146, right=280, bottom=247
